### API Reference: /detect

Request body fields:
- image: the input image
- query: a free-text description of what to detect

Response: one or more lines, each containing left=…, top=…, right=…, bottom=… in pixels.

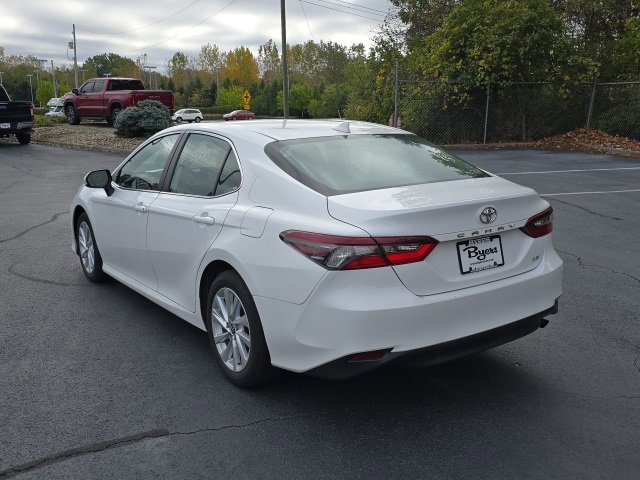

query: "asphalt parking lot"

left=0, top=143, right=639, bottom=479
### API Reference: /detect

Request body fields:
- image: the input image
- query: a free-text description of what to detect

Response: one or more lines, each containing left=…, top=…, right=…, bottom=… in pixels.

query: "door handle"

left=134, top=202, right=147, bottom=213
left=193, top=213, right=215, bottom=226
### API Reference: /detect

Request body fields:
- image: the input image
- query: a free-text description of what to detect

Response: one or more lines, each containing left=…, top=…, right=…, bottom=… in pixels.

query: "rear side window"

left=264, top=134, right=488, bottom=196
left=108, top=79, right=145, bottom=91
left=92, top=80, right=105, bottom=92
left=169, top=134, right=239, bottom=196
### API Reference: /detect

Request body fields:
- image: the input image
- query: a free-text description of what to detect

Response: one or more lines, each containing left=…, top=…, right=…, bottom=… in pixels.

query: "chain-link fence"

left=397, top=80, right=640, bottom=143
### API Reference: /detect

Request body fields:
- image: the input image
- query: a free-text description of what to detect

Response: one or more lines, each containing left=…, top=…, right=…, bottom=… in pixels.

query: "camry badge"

left=480, top=207, right=497, bottom=224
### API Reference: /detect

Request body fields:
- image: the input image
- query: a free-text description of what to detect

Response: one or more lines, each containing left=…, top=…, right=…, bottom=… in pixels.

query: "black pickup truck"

left=0, top=84, right=34, bottom=145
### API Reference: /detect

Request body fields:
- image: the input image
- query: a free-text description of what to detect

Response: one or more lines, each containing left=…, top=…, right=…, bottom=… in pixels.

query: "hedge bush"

left=115, top=100, right=172, bottom=138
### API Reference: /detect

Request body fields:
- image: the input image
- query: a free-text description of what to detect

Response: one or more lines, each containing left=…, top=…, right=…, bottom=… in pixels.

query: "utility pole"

left=143, top=66, right=157, bottom=89
left=72, top=24, right=79, bottom=88
left=393, top=58, right=399, bottom=127
left=51, top=60, right=58, bottom=97
left=26, top=74, right=34, bottom=105
left=280, top=0, right=289, bottom=119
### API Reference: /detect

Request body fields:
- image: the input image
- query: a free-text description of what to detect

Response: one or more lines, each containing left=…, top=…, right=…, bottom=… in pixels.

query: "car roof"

left=163, top=119, right=408, bottom=142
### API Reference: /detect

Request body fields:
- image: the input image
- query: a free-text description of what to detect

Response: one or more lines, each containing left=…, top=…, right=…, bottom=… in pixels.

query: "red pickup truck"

left=63, top=77, right=174, bottom=126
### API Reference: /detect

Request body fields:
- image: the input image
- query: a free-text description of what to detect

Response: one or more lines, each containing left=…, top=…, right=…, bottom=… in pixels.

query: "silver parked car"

left=172, top=109, right=202, bottom=123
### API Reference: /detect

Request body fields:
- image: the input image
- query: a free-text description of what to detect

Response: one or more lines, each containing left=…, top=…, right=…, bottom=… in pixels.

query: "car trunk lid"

left=327, top=176, right=550, bottom=296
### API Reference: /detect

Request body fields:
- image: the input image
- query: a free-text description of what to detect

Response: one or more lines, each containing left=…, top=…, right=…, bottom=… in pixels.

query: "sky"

left=2, top=0, right=397, bottom=73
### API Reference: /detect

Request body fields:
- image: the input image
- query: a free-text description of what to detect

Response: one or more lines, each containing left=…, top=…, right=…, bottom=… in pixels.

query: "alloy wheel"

left=78, top=221, right=95, bottom=274
left=211, top=287, right=251, bottom=372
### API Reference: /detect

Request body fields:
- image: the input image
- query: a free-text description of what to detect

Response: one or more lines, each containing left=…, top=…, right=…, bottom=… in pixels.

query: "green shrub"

left=115, top=100, right=172, bottom=138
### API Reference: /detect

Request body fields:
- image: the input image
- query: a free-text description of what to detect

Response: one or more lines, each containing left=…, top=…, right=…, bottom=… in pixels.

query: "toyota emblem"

left=480, top=207, right=497, bottom=224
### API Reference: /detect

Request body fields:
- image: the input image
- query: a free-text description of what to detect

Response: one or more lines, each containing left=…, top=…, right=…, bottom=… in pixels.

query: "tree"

left=168, top=51, right=190, bottom=90
left=197, top=43, right=224, bottom=89
left=36, top=80, right=55, bottom=106
left=289, top=83, right=314, bottom=116
left=550, top=0, right=639, bottom=76
left=83, top=53, right=141, bottom=78
left=422, top=0, right=587, bottom=88
left=216, top=85, right=244, bottom=108
left=612, top=17, right=640, bottom=79
left=315, top=41, right=350, bottom=85
left=198, top=43, right=224, bottom=73
left=258, top=39, right=281, bottom=83
left=389, top=0, right=459, bottom=49
left=220, top=47, right=259, bottom=87
left=307, top=84, right=347, bottom=118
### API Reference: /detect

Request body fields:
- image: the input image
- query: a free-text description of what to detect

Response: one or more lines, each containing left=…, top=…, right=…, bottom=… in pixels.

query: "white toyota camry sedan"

left=71, top=120, right=562, bottom=387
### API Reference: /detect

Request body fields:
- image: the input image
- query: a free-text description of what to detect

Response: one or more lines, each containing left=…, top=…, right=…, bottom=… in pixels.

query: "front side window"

left=115, top=134, right=179, bottom=190
left=169, top=134, right=239, bottom=196
left=264, top=134, right=489, bottom=196
left=79, top=82, right=94, bottom=94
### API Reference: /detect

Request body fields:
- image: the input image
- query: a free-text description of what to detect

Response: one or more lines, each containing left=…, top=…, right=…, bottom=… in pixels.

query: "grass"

left=34, top=114, right=68, bottom=127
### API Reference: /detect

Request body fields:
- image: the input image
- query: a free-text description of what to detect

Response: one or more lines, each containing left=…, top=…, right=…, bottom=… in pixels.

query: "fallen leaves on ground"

left=32, top=124, right=144, bottom=153
left=536, top=128, right=640, bottom=158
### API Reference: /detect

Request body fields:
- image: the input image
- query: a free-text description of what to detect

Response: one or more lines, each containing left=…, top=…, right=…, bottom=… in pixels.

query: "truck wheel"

left=111, top=107, right=122, bottom=127
left=16, top=133, right=31, bottom=145
left=66, top=105, right=80, bottom=125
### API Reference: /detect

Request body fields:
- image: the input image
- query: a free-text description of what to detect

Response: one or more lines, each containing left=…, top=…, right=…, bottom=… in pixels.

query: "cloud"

left=3, top=0, right=394, bottom=72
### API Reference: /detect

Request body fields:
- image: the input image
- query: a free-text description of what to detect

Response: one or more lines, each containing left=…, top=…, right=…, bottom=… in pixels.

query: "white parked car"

left=171, top=108, right=202, bottom=123
left=45, top=98, right=65, bottom=117
left=71, top=120, right=562, bottom=387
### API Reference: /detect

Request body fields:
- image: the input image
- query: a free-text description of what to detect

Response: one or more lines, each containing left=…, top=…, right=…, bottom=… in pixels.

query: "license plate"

left=457, top=235, right=505, bottom=274
left=0, top=123, right=10, bottom=129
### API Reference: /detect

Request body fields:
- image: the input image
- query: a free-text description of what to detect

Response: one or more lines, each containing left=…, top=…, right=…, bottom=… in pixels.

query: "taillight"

left=521, top=207, right=554, bottom=238
left=280, top=230, right=438, bottom=270
left=29, top=103, right=34, bottom=121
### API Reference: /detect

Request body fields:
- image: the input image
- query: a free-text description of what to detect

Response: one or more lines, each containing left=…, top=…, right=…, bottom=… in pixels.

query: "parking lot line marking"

left=499, top=167, right=640, bottom=175
left=542, top=189, right=640, bottom=196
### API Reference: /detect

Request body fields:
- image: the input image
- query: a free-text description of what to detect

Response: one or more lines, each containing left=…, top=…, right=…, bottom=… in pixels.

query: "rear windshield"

left=0, top=86, right=9, bottom=102
left=264, top=134, right=488, bottom=196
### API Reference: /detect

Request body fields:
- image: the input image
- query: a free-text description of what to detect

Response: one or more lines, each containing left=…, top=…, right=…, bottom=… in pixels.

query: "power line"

left=298, top=0, right=315, bottom=40
left=83, top=0, right=203, bottom=35
left=327, top=0, right=393, bottom=16
left=124, top=0, right=239, bottom=55
left=298, top=0, right=391, bottom=22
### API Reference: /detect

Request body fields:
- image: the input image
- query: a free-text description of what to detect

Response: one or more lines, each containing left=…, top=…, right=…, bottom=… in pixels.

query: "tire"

left=206, top=271, right=276, bottom=387
left=175, top=117, right=182, bottom=124
left=16, top=133, right=31, bottom=145
left=195, top=117, right=201, bottom=123
left=76, top=213, right=109, bottom=283
left=66, top=104, right=80, bottom=125
left=111, top=107, right=122, bottom=127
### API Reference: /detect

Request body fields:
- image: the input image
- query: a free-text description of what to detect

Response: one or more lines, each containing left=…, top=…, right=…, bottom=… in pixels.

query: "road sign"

left=243, top=90, right=251, bottom=110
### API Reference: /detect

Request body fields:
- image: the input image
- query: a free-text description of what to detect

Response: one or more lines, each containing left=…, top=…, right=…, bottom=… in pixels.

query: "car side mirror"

left=72, top=88, right=79, bottom=95
left=85, top=169, right=114, bottom=196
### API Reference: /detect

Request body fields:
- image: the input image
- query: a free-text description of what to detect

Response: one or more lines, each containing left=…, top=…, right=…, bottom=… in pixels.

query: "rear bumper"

left=0, top=120, right=33, bottom=135
left=255, top=248, right=563, bottom=374
left=308, top=300, right=558, bottom=379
